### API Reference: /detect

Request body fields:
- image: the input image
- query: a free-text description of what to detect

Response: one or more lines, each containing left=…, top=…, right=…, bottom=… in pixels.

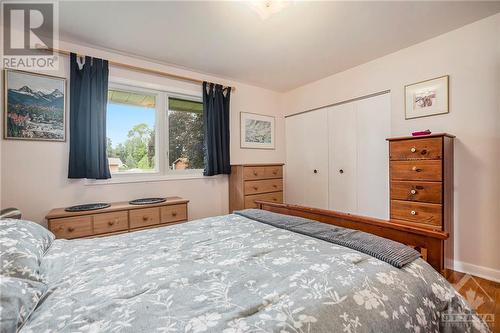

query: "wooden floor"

left=445, top=270, right=500, bottom=332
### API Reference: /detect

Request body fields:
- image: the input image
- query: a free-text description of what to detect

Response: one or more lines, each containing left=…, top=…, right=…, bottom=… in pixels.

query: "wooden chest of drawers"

left=46, top=197, right=189, bottom=239
left=387, top=134, right=454, bottom=231
left=229, top=164, right=284, bottom=212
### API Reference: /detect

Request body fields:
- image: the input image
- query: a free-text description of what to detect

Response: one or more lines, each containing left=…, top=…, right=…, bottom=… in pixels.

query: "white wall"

left=1, top=13, right=498, bottom=280
left=0, top=40, right=285, bottom=224
left=282, top=14, right=500, bottom=279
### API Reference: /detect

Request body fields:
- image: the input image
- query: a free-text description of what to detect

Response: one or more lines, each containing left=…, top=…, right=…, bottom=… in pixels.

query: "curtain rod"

left=46, top=48, right=236, bottom=91
left=285, top=90, right=391, bottom=118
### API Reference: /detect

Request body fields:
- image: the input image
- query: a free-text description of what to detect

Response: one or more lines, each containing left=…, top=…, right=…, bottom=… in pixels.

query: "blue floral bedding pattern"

left=0, top=276, right=47, bottom=333
left=17, top=214, right=488, bottom=333
left=0, top=218, right=54, bottom=281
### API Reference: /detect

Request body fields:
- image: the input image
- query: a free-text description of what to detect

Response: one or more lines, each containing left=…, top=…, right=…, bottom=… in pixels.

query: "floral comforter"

left=21, top=213, right=488, bottom=332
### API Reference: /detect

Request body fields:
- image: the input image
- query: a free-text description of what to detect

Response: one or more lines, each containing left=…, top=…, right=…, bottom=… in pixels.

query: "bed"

left=0, top=207, right=489, bottom=333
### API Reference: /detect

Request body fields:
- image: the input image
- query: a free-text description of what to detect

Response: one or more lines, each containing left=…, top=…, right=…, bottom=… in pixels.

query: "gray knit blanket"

left=235, top=209, right=421, bottom=268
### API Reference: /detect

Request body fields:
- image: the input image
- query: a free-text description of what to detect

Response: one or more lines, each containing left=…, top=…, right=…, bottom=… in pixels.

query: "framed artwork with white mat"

left=240, top=112, right=275, bottom=149
left=405, top=75, right=449, bottom=120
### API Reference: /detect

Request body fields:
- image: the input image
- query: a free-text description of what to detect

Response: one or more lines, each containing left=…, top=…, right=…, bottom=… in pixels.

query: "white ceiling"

left=59, top=1, right=500, bottom=92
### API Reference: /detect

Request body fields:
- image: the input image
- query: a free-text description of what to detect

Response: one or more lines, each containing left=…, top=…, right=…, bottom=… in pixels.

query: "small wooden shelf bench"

left=46, top=197, right=189, bottom=239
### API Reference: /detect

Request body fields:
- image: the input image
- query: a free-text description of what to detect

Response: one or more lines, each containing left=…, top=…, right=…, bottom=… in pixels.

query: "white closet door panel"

left=328, top=104, right=357, bottom=214
left=302, top=109, right=329, bottom=209
left=356, top=93, right=391, bottom=219
left=285, top=110, right=329, bottom=208
left=285, top=114, right=305, bottom=205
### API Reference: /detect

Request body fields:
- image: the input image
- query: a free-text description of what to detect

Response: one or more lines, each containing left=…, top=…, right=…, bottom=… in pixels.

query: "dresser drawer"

left=244, top=179, right=283, bottom=195
left=390, top=160, right=442, bottom=181
left=244, top=191, right=283, bottom=208
left=243, top=166, right=282, bottom=180
left=50, top=216, right=93, bottom=239
left=129, top=207, right=160, bottom=229
left=160, top=204, right=187, bottom=223
left=390, top=181, right=442, bottom=204
left=391, top=200, right=442, bottom=228
left=93, top=211, right=128, bottom=235
left=390, top=137, right=442, bottom=160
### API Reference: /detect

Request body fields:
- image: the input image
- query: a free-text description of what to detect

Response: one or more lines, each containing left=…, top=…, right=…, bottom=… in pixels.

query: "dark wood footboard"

left=255, top=201, right=450, bottom=273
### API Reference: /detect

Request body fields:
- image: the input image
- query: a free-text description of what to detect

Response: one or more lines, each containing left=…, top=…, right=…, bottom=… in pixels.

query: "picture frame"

left=405, top=75, right=449, bottom=120
left=4, top=69, right=66, bottom=141
left=240, top=112, right=275, bottom=149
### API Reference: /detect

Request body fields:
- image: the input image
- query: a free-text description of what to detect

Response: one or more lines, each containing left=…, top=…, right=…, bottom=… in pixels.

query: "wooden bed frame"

left=256, top=200, right=451, bottom=273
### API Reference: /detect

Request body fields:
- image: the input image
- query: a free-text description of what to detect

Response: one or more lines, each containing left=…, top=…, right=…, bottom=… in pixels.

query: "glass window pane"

left=106, top=89, right=156, bottom=173
left=168, top=98, right=204, bottom=170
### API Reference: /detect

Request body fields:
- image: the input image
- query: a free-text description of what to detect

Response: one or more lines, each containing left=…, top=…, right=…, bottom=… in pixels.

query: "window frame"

left=90, top=80, right=204, bottom=185
left=106, top=83, right=161, bottom=177
left=165, top=92, right=204, bottom=175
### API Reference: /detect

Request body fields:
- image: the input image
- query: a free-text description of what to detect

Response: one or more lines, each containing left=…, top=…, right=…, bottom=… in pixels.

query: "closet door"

left=356, top=94, right=390, bottom=219
left=285, top=109, right=329, bottom=208
left=285, top=113, right=306, bottom=205
left=302, top=109, right=329, bottom=208
left=328, top=103, right=357, bottom=214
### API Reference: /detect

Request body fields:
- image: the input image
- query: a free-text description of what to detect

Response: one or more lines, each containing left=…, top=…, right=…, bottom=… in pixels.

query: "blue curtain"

left=203, top=82, right=231, bottom=176
left=68, top=53, right=111, bottom=179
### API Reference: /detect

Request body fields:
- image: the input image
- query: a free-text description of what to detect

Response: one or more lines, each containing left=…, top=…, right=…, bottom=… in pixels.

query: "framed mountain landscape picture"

left=4, top=69, right=66, bottom=141
left=240, top=112, right=275, bottom=149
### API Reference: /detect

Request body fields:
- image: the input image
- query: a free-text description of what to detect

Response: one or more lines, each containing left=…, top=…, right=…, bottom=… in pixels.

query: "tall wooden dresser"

left=388, top=134, right=454, bottom=270
left=388, top=133, right=454, bottom=231
left=229, top=164, right=284, bottom=212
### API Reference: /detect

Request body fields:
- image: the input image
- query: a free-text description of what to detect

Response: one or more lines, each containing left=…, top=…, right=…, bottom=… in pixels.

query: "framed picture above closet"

left=405, top=75, right=449, bottom=120
left=240, top=112, right=275, bottom=149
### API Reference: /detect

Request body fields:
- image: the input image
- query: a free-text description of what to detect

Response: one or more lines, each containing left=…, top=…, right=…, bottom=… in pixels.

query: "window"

left=105, top=83, right=203, bottom=178
left=106, top=88, right=157, bottom=173
left=168, top=97, right=204, bottom=170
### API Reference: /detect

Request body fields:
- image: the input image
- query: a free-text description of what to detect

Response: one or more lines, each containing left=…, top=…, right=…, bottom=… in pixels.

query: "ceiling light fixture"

left=248, top=0, right=290, bottom=20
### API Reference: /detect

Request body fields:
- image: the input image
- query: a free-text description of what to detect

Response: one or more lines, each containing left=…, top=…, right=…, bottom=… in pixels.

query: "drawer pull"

left=142, top=216, right=149, bottom=221
left=410, top=210, right=417, bottom=215
left=172, top=212, right=177, bottom=217
left=272, top=169, right=278, bottom=175
left=411, top=166, right=422, bottom=172
left=108, top=221, right=115, bottom=226
left=421, top=149, right=428, bottom=155
left=410, top=189, right=417, bottom=195
left=253, top=171, right=258, bottom=176
left=68, top=227, right=75, bottom=232
left=273, top=184, right=277, bottom=188
left=410, top=147, right=417, bottom=153
left=253, top=186, right=258, bottom=190
left=272, top=197, right=277, bottom=201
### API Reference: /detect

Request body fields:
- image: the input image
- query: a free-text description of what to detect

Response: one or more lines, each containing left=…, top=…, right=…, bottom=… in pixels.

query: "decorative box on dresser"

left=46, top=196, right=189, bottom=239
left=229, top=164, right=284, bottom=212
left=387, top=133, right=454, bottom=269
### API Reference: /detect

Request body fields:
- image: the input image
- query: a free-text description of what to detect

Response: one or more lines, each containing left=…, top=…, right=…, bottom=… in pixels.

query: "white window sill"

left=85, top=173, right=225, bottom=186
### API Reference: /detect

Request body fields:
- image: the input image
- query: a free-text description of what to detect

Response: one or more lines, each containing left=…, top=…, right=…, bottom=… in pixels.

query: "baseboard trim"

left=452, top=260, right=500, bottom=283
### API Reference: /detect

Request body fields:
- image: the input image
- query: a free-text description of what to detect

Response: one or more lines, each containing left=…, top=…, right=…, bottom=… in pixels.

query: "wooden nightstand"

left=46, top=196, right=189, bottom=239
